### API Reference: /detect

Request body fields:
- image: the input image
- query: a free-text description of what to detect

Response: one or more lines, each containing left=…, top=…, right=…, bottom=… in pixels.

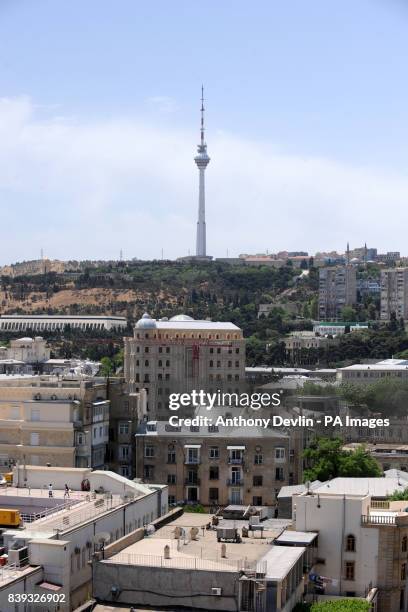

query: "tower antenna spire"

left=200, top=85, right=205, bottom=146
left=194, top=86, right=210, bottom=258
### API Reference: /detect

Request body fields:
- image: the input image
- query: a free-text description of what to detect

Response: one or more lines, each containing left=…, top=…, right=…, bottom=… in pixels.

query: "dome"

left=169, top=314, right=194, bottom=322
left=136, top=313, right=157, bottom=329
left=17, top=337, right=33, bottom=343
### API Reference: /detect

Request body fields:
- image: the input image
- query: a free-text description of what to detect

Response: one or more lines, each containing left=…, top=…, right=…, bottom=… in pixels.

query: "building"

left=195, top=87, right=211, bottom=259
left=0, top=336, right=50, bottom=364
left=380, top=268, right=408, bottom=321
left=313, top=321, right=368, bottom=335
left=0, top=465, right=167, bottom=611
left=135, top=417, right=292, bottom=508
left=284, top=331, right=339, bottom=365
left=318, top=266, right=357, bottom=320
left=344, top=443, right=408, bottom=473
left=0, top=315, right=127, bottom=332
left=0, top=375, right=110, bottom=469
left=337, top=358, right=408, bottom=385
left=124, top=313, right=246, bottom=419
left=107, top=380, right=147, bottom=479
left=92, top=511, right=307, bottom=611
left=294, top=478, right=408, bottom=611
left=357, top=277, right=381, bottom=297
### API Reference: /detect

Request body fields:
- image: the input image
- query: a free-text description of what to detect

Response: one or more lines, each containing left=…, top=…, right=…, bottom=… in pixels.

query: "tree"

left=341, top=306, right=357, bottom=322
left=311, top=601, right=370, bottom=612
left=389, top=488, right=408, bottom=501
left=100, top=356, right=114, bottom=377
left=303, top=437, right=382, bottom=482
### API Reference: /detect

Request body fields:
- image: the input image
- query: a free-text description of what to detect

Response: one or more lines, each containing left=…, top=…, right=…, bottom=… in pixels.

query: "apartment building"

left=295, top=478, right=408, bottom=611
left=0, top=375, right=110, bottom=469
left=135, top=419, right=291, bottom=508
left=107, top=380, right=147, bottom=479
left=0, top=466, right=167, bottom=611
left=380, top=268, right=408, bottom=321
left=284, top=331, right=339, bottom=364
left=124, top=313, right=246, bottom=419
left=318, top=266, right=357, bottom=320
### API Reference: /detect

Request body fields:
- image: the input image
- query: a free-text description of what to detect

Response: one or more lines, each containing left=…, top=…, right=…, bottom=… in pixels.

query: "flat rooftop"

left=106, top=513, right=283, bottom=574
left=274, top=530, right=318, bottom=546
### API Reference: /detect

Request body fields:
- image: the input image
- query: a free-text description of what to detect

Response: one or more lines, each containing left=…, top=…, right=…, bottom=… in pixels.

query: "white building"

left=0, top=466, right=168, bottom=612
left=0, top=315, right=127, bottom=332
left=294, top=477, right=408, bottom=610
left=337, top=359, right=408, bottom=384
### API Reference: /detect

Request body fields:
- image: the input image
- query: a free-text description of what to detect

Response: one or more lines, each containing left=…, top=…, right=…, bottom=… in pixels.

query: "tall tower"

left=194, top=86, right=210, bottom=257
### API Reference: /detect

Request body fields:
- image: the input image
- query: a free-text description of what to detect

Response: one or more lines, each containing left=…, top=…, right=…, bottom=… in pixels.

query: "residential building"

left=0, top=465, right=167, bottom=611
left=124, top=313, right=246, bottom=419
left=92, top=511, right=307, bottom=611
left=318, top=266, right=357, bottom=320
left=380, top=268, right=408, bottom=321
left=107, top=380, right=147, bottom=479
left=0, top=315, right=127, bottom=332
left=0, top=375, right=110, bottom=469
left=295, top=478, right=408, bottom=611
left=135, top=418, right=292, bottom=508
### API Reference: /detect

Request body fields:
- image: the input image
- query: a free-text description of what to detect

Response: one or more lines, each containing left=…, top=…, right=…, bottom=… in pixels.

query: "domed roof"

left=136, top=313, right=157, bottom=329
left=169, top=314, right=194, bottom=322
left=17, top=337, right=33, bottom=343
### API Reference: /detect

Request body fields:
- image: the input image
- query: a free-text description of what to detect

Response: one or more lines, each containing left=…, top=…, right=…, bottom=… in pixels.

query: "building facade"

left=135, top=420, right=291, bottom=508
left=318, top=266, right=357, bottom=320
left=380, top=268, right=408, bottom=321
left=124, top=313, right=246, bottom=419
left=0, top=315, right=127, bottom=332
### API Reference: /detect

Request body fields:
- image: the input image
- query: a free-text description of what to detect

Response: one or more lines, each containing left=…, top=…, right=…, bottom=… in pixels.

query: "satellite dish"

left=93, top=532, right=111, bottom=547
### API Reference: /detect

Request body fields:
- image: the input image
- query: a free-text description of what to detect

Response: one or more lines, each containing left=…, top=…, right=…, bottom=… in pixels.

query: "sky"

left=0, top=0, right=408, bottom=263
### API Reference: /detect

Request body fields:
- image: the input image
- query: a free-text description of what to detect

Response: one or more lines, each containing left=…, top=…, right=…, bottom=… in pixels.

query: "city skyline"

left=1, top=1, right=408, bottom=263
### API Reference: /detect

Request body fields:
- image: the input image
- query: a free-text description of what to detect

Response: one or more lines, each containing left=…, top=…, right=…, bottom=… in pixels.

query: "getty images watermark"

left=168, top=390, right=282, bottom=411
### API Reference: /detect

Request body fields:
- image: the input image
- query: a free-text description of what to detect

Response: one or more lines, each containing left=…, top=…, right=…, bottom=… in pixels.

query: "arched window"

left=402, top=536, right=407, bottom=553
left=346, top=534, right=356, bottom=552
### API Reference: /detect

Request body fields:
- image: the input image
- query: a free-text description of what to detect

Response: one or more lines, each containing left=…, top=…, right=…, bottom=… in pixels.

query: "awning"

left=227, top=445, right=245, bottom=450
left=184, top=444, right=201, bottom=449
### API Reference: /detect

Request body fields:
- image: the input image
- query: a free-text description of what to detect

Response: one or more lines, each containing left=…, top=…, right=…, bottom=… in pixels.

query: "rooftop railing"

left=361, top=514, right=396, bottom=525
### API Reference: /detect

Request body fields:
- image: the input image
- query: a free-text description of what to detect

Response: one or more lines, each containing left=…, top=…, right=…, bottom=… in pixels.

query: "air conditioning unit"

left=211, top=587, right=222, bottom=596
left=8, top=546, right=28, bottom=567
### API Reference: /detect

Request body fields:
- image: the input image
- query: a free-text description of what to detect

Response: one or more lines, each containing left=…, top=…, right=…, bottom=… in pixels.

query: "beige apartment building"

left=124, top=313, right=246, bottom=419
left=0, top=376, right=109, bottom=469
left=318, top=265, right=357, bottom=320
left=135, top=419, right=292, bottom=508
left=380, top=267, right=408, bottom=321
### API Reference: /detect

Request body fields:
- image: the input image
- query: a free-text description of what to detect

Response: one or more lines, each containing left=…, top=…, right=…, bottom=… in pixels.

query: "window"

left=402, top=536, right=407, bottom=553
left=346, top=534, right=356, bottom=552
left=345, top=561, right=355, bottom=581
left=11, top=406, right=19, bottom=420
left=253, top=475, right=263, bottom=487
left=167, top=447, right=176, bottom=463
left=186, top=448, right=199, bottom=464
left=168, top=495, right=176, bottom=505
left=119, top=445, right=130, bottom=460
left=144, top=465, right=154, bottom=479
left=254, top=453, right=263, bottom=465
left=30, top=432, right=39, bottom=446
left=275, top=467, right=284, bottom=481
left=209, top=487, right=219, bottom=502
left=119, top=421, right=129, bottom=434
left=145, top=445, right=155, bottom=458
left=209, top=446, right=219, bottom=459
left=253, top=496, right=262, bottom=506
left=120, top=466, right=130, bottom=477
left=208, top=425, right=219, bottom=433
left=31, top=408, right=40, bottom=422
left=209, top=466, right=219, bottom=480
left=167, top=474, right=176, bottom=485
left=401, top=563, right=406, bottom=581
left=275, top=447, right=286, bottom=461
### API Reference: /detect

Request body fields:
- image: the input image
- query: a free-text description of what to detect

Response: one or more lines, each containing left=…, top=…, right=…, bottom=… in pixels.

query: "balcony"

left=185, top=458, right=200, bottom=465
left=228, top=458, right=243, bottom=465
left=185, top=478, right=201, bottom=486
left=361, top=514, right=396, bottom=525
left=227, top=478, right=244, bottom=486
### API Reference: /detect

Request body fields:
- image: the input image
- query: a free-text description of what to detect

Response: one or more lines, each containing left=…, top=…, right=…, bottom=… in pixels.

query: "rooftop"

left=314, top=477, right=405, bottom=497
left=274, top=530, right=318, bottom=546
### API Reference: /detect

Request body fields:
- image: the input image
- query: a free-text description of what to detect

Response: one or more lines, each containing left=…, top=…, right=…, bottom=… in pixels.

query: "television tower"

left=194, top=86, right=210, bottom=257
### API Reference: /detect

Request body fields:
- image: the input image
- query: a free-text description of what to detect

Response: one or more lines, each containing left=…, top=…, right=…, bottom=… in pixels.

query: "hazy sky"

left=0, top=0, right=408, bottom=263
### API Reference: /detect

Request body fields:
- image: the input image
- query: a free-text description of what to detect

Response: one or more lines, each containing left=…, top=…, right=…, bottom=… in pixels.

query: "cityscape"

left=1, top=2, right=408, bottom=612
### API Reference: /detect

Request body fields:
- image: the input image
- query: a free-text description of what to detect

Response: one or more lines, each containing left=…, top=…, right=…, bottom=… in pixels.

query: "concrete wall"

left=13, top=466, right=90, bottom=489
left=93, top=563, right=240, bottom=611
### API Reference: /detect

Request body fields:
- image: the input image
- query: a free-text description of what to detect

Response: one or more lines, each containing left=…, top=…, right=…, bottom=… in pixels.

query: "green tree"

left=311, top=601, right=369, bottom=612
left=341, top=306, right=357, bottom=321
left=100, top=356, right=114, bottom=377
left=303, top=437, right=382, bottom=482
left=389, top=488, right=408, bottom=501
